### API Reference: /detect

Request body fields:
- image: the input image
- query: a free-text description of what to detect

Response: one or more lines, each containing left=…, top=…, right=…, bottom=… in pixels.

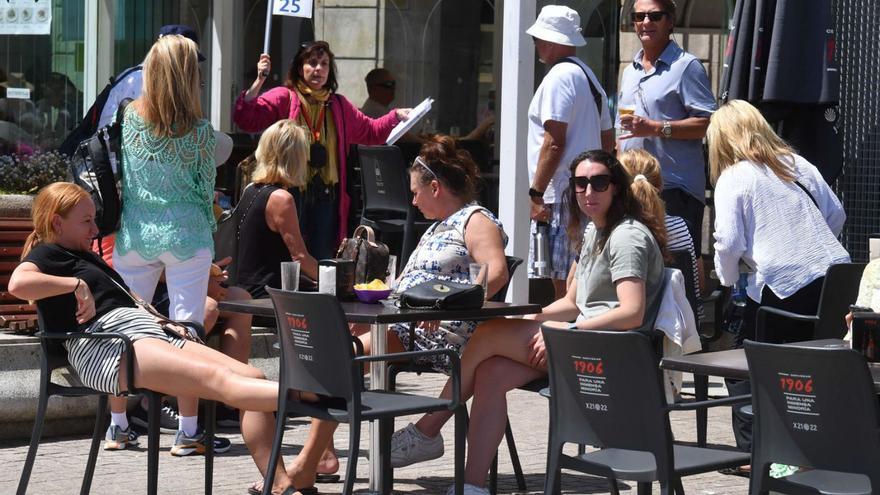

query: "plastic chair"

left=745, top=340, right=880, bottom=494
left=263, top=288, right=466, bottom=495
left=386, top=255, right=525, bottom=494
left=756, top=262, right=866, bottom=342
left=17, top=311, right=214, bottom=495
left=542, top=328, right=750, bottom=494
left=355, top=145, right=431, bottom=268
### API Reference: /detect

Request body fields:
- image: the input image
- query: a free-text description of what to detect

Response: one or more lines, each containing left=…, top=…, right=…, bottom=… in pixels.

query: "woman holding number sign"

left=234, top=41, right=410, bottom=260
left=388, top=150, right=667, bottom=495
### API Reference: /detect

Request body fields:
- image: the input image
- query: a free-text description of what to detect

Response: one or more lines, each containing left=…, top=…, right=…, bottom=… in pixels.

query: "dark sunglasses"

left=631, top=11, right=668, bottom=22
left=570, top=174, right=613, bottom=193
left=373, top=80, right=396, bottom=90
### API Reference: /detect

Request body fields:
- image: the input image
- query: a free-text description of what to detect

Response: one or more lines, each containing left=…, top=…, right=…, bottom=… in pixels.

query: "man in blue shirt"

left=618, top=0, right=716, bottom=256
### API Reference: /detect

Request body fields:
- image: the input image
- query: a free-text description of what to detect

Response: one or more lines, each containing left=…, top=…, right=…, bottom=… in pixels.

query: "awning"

left=719, top=0, right=842, bottom=182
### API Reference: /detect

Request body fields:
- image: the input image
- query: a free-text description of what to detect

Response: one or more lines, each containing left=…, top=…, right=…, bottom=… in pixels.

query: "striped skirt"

left=64, top=306, right=187, bottom=396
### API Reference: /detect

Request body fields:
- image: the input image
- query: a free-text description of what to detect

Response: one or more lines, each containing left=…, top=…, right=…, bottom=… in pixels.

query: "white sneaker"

left=390, top=422, right=444, bottom=468
left=445, top=483, right=490, bottom=495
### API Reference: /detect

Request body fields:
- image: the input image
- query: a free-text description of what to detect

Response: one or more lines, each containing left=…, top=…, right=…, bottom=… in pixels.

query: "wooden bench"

left=0, top=218, right=37, bottom=334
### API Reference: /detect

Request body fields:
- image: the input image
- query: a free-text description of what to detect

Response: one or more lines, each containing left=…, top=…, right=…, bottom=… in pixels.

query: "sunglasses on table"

left=570, top=174, right=614, bottom=193
left=631, top=11, right=669, bottom=22
left=372, top=81, right=396, bottom=90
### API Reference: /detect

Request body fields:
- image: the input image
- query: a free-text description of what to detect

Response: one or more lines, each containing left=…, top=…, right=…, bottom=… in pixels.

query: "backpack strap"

left=115, top=98, right=133, bottom=128
left=555, top=57, right=603, bottom=117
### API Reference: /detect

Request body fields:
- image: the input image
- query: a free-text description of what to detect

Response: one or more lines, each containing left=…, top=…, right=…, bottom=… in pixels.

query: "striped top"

left=667, top=215, right=703, bottom=319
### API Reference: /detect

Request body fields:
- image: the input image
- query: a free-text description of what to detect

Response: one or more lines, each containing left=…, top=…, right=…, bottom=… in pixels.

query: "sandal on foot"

left=718, top=466, right=751, bottom=478
left=315, top=474, right=340, bottom=483
left=248, top=481, right=319, bottom=495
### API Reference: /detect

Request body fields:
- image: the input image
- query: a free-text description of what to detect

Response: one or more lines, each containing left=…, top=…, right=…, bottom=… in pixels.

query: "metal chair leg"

left=147, top=393, right=161, bottom=495
left=204, top=400, right=215, bottom=495
left=17, top=382, right=50, bottom=495
left=81, top=395, right=109, bottom=495
left=262, top=401, right=288, bottom=495
left=608, top=478, right=621, bottom=495
left=637, top=482, right=652, bottom=495
left=503, top=419, right=527, bottom=491
left=543, top=441, right=562, bottom=495
left=343, top=419, right=361, bottom=495
left=488, top=454, right=498, bottom=495
left=694, top=374, right=709, bottom=447
left=453, top=405, right=466, bottom=495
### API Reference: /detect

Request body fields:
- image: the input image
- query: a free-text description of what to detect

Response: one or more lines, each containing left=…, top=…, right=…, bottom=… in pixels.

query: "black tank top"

left=236, top=184, right=292, bottom=297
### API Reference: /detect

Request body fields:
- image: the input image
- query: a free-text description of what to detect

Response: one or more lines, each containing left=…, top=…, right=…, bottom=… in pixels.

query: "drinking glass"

left=386, top=255, right=398, bottom=290
left=280, top=261, right=301, bottom=291
left=469, top=262, right=488, bottom=300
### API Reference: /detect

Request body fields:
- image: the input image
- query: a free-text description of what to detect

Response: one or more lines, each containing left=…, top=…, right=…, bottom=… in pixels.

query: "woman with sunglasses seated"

left=389, top=150, right=668, bottom=495
left=234, top=41, right=410, bottom=261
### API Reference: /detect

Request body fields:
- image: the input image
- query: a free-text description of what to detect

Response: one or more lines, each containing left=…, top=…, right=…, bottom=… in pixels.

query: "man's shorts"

left=527, top=202, right=577, bottom=281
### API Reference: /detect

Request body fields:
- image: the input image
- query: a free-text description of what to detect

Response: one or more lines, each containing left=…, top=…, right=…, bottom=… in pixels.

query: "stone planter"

left=0, top=193, right=34, bottom=217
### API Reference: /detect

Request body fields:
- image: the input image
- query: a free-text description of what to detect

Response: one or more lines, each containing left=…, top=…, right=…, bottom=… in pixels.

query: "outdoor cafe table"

left=218, top=297, right=541, bottom=494
left=660, top=339, right=880, bottom=447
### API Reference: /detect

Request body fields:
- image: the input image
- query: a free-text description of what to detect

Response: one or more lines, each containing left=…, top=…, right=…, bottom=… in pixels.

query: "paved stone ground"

left=0, top=372, right=749, bottom=495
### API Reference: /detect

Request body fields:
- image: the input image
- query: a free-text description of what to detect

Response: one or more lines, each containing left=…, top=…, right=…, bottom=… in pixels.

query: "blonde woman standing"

left=111, top=34, right=219, bottom=453
left=708, top=100, right=849, bottom=454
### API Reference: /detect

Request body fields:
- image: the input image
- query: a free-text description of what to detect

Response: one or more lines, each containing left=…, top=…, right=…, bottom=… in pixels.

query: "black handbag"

left=398, top=280, right=484, bottom=310
left=213, top=183, right=272, bottom=285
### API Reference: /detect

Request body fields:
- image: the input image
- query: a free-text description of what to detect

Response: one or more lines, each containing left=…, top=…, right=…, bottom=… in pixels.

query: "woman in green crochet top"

left=113, top=34, right=217, bottom=334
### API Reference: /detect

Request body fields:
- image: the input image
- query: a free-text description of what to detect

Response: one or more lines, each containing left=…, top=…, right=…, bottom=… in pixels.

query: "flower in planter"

left=0, top=150, right=70, bottom=195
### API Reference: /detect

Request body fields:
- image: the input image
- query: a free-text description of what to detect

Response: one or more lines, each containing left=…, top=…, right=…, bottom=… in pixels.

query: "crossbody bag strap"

left=557, top=57, right=603, bottom=118
left=793, top=180, right=820, bottom=210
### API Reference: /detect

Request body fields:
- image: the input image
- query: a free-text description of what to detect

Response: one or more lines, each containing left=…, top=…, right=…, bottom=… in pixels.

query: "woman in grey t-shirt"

left=388, top=150, right=667, bottom=494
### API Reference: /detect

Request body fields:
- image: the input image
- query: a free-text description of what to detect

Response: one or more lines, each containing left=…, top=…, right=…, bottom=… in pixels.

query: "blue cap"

left=158, top=24, right=206, bottom=62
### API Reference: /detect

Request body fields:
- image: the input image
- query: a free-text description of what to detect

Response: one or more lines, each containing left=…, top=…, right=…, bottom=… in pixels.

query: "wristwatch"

left=660, top=120, right=672, bottom=138
left=528, top=187, right=545, bottom=199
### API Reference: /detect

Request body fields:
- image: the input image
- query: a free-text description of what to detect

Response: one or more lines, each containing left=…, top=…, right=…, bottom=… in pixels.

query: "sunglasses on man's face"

left=570, top=174, right=613, bottom=193
left=631, top=11, right=668, bottom=22
left=373, top=81, right=396, bottom=90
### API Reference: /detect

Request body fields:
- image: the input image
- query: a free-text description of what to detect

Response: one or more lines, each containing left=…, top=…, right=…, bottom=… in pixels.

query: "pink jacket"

left=233, top=86, right=400, bottom=241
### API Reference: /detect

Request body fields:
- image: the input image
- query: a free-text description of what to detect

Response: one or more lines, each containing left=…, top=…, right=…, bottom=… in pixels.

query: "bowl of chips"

left=353, top=279, right=392, bottom=304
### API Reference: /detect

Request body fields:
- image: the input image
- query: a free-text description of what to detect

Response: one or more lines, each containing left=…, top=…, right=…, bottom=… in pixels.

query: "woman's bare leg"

left=464, top=357, right=544, bottom=486
left=286, top=328, right=406, bottom=480
left=215, top=287, right=253, bottom=364
left=108, top=395, right=127, bottom=414
left=119, top=338, right=293, bottom=491
left=414, top=318, right=543, bottom=437
left=119, top=339, right=276, bottom=411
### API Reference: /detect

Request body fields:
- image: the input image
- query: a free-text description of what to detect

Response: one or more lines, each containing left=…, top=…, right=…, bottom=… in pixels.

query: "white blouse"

left=713, top=153, right=850, bottom=301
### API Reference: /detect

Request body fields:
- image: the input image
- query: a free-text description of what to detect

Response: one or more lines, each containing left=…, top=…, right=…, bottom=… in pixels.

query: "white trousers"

left=113, top=248, right=212, bottom=324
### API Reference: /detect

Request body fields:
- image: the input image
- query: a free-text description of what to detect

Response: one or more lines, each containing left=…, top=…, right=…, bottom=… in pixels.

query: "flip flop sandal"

left=718, top=466, right=751, bottom=478
left=248, top=481, right=320, bottom=495
left=315, top=474, right=340, bottom=483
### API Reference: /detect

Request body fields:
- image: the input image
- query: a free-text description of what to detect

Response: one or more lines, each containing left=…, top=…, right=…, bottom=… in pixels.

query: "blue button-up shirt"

left=618, top=41, right=717, bottom=203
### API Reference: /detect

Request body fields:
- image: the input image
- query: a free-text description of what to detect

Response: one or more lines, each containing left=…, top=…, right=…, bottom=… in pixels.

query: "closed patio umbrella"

left=720, top=0, right=842, bottom=181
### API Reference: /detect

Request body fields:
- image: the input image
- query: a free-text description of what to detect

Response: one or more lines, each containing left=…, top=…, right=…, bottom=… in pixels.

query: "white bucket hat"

left=526, top=5, right=587, bottom=47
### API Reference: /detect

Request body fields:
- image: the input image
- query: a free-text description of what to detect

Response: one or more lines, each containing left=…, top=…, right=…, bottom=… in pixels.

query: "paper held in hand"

left=386, top=97, right=434, bottom=145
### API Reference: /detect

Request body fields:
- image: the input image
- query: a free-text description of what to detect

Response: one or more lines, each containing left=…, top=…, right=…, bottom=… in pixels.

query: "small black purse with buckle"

left=398, top=280, right=484, bottom=310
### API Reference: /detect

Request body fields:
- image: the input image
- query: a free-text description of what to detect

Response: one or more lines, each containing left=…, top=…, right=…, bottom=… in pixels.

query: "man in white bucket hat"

left=525, top=4, right=614, bottom=298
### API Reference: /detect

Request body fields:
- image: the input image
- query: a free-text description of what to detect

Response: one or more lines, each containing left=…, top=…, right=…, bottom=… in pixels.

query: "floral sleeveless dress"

left=391, top=204, right=507, bottom=373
